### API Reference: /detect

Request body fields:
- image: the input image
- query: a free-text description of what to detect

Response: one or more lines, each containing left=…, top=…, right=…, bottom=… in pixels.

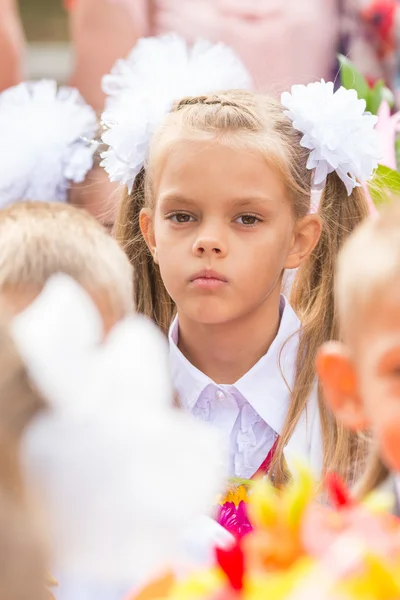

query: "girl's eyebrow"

left=229, top=196, right=276, bottom=207
left=159, top=194, right=196, bottom=207
left=160, top=194, right=275, bottom=207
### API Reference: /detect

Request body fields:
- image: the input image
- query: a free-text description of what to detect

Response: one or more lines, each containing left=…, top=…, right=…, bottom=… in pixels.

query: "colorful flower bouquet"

left=217, top=482, right=252, bottom=540
left=133, top=465, right=400, bottom=600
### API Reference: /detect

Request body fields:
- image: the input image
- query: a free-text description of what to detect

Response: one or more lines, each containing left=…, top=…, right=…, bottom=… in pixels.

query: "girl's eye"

left=169, top=213, right=195, bottom=223
left=235, top=214, right=261, bottom=226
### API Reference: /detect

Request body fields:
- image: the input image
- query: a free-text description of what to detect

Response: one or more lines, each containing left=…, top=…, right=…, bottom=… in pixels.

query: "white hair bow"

left=0, top=80, right=97, bottom=206
left=100, top=34, right=253, bottom=192
left=281, top=80, right=381, bottom=195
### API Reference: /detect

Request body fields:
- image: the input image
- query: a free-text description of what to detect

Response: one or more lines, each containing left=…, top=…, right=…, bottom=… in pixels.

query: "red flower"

left=361, top=0, right=396, bottom=58
left=325, top=472, right=353, bottom=509
left=216, top=542, right=245, bottom=591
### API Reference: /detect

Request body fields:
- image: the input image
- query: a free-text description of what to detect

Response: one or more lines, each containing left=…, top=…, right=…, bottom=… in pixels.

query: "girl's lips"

left=189, top=269, right=229, bottom=289
left=190, top=277, right=228, bottom=289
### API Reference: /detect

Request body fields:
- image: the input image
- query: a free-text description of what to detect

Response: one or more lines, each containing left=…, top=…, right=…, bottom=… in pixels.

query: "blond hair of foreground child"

left=317, top=202, right=400, bottom=498
left=0, top=316, right=50, bottom=600
left=0, top=202, right=133, bottom=329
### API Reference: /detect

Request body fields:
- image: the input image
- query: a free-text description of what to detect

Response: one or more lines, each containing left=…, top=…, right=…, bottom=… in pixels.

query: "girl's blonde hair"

left=355, top=447, right=389, bottom=499
left=115, top=90, right=369, bottom=485
left=0, top=319, right=49, bottom=600
left=0, top=201, right=133, bottom=320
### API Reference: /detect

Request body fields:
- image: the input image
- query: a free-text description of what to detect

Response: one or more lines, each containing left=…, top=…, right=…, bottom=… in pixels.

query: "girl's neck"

left=177, top=287, right=282, bottom=384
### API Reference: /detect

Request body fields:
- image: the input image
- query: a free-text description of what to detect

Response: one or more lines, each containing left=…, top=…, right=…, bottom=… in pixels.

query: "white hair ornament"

left=100, top=34, right=253, bottom=192
left=281, top=80, right=381, bottom=195
left=0, top=80, right=97, bottom=206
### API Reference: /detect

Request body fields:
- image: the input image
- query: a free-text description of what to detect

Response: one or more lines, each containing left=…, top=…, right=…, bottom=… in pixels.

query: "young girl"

left=101, top=35, right=380, bottom=486
left=317, top=202, right=400, bottom=508
left=0, top=79, right=121, bottom=228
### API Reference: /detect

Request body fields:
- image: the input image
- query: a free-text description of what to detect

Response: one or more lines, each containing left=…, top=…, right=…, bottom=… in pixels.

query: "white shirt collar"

left=169, top=297, right=301, bottom=436
left=169, top=316, right=214, bottom=412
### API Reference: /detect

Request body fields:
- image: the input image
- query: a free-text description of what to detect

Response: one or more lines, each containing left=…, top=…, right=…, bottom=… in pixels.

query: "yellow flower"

left=220, top=485, right=249, bottom=507
left=248, top=461, right=315, bottom=532
left=282, top=461, right=315, bottom=532
left=248, top=478, right=277, bottom=528
left=340, top=554, right=400, bottom=599
left=170, top=569, right=224, bottom=600
left=245, top=558, right=315, bottom=600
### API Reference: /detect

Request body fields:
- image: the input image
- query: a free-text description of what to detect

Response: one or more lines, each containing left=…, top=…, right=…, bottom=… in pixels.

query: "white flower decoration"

left=281, top=80, right=381, bottom=195
left=100, top=34, right=253, bottom=192
left=0, top=80, right=97, bottom=206
left=13, top=275, right=226, bottom=584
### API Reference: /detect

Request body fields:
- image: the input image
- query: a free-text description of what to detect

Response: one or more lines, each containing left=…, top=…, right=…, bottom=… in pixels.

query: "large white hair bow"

left=0, top=80, right=97, bottom=206
left=281, top=80, right=381, bottom=195
left=12, top=275, right=226, bottom=586
left=100, top=34, right=253, bottom=192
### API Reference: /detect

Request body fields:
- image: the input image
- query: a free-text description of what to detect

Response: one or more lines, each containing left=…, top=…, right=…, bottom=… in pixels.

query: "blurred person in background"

left=0, top=1, right=397, bottom=108
left=342, top=0, right=399, bottom=96
left=66, top=0, right=400, bottom=112
left=67, top=0, right=341, bottom=111
left=66, top=0, right=143, bottom=111
left=0, top=0, right=24, bottom=91
left=1, top=1, right=397, bottom=109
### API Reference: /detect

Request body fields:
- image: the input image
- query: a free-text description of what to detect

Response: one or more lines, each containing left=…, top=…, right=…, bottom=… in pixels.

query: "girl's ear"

left=284, top=214, right=321, bottom=270
left=139, top=208, right=158, bottom=263
left=316, top=342, right=368, bottom=431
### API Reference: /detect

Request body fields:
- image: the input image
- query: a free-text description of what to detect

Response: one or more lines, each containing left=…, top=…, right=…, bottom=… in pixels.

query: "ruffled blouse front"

left=169, top=297, right=305, bottom=479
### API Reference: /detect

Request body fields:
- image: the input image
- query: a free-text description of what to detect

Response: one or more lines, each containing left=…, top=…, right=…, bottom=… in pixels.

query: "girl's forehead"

left=150, top=124, right=281, bottom=169
left=153, top=137, right=287, bottom=199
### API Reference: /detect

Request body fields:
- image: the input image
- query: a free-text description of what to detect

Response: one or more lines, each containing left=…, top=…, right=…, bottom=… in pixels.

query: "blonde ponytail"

left=354, top=445, right=389, bottom=499
left=0, top=320, right=49, bottom=600
left=270, top=173, right=370, bottom=485
left=0, top=321, right=46, bottom=499
left=114, top=169, right=175, bottom=334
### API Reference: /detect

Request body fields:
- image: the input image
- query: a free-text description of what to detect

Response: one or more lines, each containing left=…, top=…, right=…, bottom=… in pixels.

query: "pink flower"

left=217, top=501, right=253, bottom=540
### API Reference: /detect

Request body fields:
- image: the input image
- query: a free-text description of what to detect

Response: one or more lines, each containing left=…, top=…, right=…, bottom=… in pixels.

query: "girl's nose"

left=192, top=229, right=227, bottom=258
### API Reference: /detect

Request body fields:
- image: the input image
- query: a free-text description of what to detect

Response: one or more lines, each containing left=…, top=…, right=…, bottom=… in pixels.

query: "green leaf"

left=228, top=477, right=254, bottom=487
left=366, top=80, right=384, bottom=115
left=369, top=164, right=400, bottom=206
left=366, top=80, right=395, bottom=115
left=338, top=54, right=369, bottom=101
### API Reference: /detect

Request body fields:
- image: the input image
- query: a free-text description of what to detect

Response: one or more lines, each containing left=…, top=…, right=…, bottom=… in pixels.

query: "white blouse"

left=169, top=297, right=323, bottom=479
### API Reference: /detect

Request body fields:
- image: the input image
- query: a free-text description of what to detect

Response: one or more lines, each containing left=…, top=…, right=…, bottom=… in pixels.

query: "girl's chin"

left=182, top=308, right=240, bottom=327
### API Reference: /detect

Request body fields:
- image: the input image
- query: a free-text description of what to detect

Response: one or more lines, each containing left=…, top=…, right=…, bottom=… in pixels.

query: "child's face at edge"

left=318, top=285, right=400, bottom=472
left=140, top=139, right=320, bottom=327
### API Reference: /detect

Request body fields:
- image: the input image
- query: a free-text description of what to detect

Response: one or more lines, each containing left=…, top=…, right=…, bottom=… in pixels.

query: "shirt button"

left=216, top=389, right=225, bottom=401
